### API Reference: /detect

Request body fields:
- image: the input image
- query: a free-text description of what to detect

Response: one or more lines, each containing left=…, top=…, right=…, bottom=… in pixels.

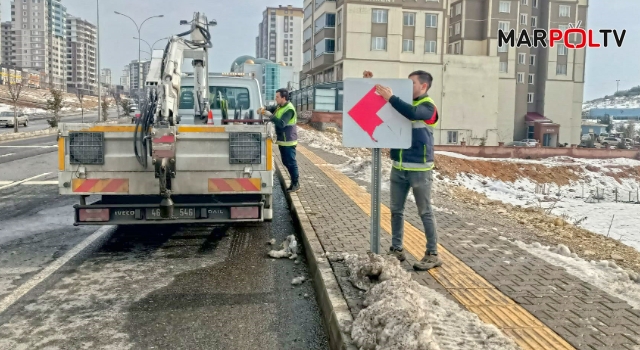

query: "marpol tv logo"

left=498, top=21, right=627, bottom=49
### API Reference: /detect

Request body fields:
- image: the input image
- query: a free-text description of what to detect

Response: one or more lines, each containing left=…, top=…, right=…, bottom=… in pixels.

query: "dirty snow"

left=514, top=239, right=640, bottom=310
left=342, top=252, right=520, bottom=350
left=267, top=235, right=299, bottom=260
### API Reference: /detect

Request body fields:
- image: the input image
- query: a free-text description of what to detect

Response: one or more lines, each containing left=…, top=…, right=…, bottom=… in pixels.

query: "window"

left=425, top=14, right=438, bottom=28
left=518, top=53, right=526, bottom=64
left=304, top=4, right=312, bottom=21
left=520, top=14, right=527, bottom=25
left=499, top=61, right=508, bottom=73
left=528, top=74, right=535, bottom=84
left=529, top=55, right=536, bottom=65
left=527, top=93, right=534, bottom=103
left=521, top=0, right=528, bottom=5
left=403, top=39, right=414, bottom=52
left=531, top=16, right=537, bottom=28
left=498, top=44, right=508, bottom=53
left=337, top=9, right=342, bottom=25
left=558, top=44, right=567, bottom=55
left=449, top=25, right=453, bottom=36
left=454, top=22, right=460, bottom=35
left=517, top=72, right=524, bottom=82
left=559, top=5, right=571, bottom=17
left=498, top=21, right=510, bottom=32
left=303, top=27, right=312, bottom=42
left=315, top=38, right=335, bottom=57
left=556, top=64, right=567, bottom=75
left=447, top=131, right=458, bottom=144
left=533, top=0, right=538, bottom=7
left=403, top=12, right=415, bottom=26
left=371, top=36, right=386, bottom=50
left=425, top=40, right=437, bottom=53
left=372, top=9, right=388, bottom=23
left=499, top=1, right=511, bottom=13
left=455, top=3, right=462, bottom=16
left=303, top=49, right=311, bottom=64
left=315, top=13, right=335, bottom=33
left=337, top=36, right=342, bottom=51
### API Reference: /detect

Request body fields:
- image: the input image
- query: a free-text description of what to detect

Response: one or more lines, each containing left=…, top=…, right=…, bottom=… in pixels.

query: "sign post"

left=342, top=78, right=413, bottom=254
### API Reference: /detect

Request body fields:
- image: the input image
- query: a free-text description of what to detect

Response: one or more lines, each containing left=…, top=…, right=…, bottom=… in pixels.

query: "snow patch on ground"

left=343, top=252, right=520, bottom=350
left=514, top=239, right=640, bottom=310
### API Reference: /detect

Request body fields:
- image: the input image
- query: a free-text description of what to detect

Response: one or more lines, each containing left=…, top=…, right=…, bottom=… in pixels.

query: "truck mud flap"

left=73, top=202, right=264, bottom=225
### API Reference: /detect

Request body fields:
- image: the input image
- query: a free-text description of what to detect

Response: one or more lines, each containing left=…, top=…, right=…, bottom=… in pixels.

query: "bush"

left=47, top=118, right=58, bottom=128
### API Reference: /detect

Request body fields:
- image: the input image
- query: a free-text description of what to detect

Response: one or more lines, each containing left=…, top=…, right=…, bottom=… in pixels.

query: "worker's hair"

left=409, top=70, right=433, bottom=90
left=276, top=88, right=290, bottom=101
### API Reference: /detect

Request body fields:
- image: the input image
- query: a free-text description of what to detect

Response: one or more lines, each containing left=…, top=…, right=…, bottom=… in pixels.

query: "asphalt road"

left=0, top=110, right=121, bottom=135
left=0, top=134, right=329, bottom=349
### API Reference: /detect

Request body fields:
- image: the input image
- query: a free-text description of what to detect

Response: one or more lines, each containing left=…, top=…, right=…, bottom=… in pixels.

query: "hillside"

left=0, top=85, right=101, bottom=113
left=583, top=85, right=640, bottom=111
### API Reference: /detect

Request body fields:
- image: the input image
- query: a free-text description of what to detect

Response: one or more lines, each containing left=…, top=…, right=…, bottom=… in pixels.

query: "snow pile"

left=342, top=252, right=520, bottom=350
left=514, top=240, right=640, bottom=310
left=267, top=235, right=299, bottom=260
left=437, top=153, right=640, bottom=250
left=583, top=95, right=640, bottom=111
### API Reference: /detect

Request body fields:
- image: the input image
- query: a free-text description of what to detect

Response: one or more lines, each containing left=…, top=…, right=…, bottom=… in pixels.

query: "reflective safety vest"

left=391, top=96, right=439, bottom=171
left=273, top=102, right=298, bottom=146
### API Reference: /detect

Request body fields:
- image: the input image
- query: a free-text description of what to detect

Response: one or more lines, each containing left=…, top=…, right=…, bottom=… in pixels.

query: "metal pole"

left=370, top=148, right=381, bottom=254
left=138, top=28, right=141, bottom=108
left=97, top=0, right=102, bottom=121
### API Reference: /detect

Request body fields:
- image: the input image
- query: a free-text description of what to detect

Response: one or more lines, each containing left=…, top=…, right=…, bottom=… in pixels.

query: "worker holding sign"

left=363, top=70, right=442, bottom=271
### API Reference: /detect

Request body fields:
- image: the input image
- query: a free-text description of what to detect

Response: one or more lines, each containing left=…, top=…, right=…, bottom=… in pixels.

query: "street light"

left=133, top=37, right=152, bottom=53
left=151, top=37, right=169, bottom=51
left=114, top=11, right=163, bottom=108
left=96, top=0, right=102, bottom=121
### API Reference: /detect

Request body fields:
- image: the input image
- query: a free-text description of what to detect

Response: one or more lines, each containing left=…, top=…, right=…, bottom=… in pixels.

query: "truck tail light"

left=230, top=206, right=259, bottom=219
left=79, top=208, right=109, bottom=222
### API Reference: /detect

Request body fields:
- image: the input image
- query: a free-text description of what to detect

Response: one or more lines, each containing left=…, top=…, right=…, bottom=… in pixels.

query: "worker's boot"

left=413, top=252, right=442, bottom=271
left=387, top=246, right=406, bottom=262
left=287, top=182, right=300, bottom=193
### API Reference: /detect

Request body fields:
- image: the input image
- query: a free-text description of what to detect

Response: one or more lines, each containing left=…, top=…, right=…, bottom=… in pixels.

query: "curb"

left=275, top=157, right=357, bottom=350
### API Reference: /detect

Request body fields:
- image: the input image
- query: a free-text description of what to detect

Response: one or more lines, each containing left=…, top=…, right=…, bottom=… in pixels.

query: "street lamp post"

left=114, top=12, right=163, bottom=108
left=97, top=0, right=102, bottom=121
left=151, top=38, right=168, bottom=51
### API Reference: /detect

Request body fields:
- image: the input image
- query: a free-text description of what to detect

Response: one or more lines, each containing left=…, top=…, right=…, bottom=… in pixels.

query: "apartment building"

left=120, top=64, right=130, bottom=93
left=301, top=0, right=587, bottom=146
left=48, top=0, right=67, bottom=90
left=66, top=16, right=97, bottom=95
left=100, top=68, right=111, bottom=86
left=128, top=60, right=150, bottom=97
left=11, top=0, right=50, bottom=78
left=1, top=22, right=12, bottom=67
left=255, top=5, right=303, bottom=82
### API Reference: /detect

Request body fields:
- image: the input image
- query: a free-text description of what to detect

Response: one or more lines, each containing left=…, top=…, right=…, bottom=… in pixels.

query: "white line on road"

left=0, top=153, right=15, bottom=157
left=22, top=180, right=58, bottom=185
left=0, top=172, right=51, bottom=190
left=0, top=226, right=115, bottom=315
left=0, top=181, right=12, bottom=185
left=0, top=145, right=57, bottom=148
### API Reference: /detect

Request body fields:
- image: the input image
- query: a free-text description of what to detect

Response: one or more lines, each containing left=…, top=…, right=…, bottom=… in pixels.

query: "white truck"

left=57, top=12, right=275, bottom=225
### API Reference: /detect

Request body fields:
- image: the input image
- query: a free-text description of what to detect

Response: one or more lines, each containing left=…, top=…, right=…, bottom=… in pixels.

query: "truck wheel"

left=23, top=120, right=28, bottom=127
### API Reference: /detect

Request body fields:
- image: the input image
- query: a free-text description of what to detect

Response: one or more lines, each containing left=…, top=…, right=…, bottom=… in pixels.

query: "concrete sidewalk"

left=276, top=142, right=640, bottom=350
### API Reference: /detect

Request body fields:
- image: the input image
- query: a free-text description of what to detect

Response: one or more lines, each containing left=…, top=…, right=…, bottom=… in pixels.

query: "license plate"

left=146, top=207, right=196, bottom=219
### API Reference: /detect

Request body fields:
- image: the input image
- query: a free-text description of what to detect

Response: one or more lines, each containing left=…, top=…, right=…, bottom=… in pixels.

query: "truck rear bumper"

left=73, top=195, right=266, bottom=225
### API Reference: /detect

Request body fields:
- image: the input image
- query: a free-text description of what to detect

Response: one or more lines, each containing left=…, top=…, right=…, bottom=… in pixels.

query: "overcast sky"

left=2, top=0, right=636, bottom=101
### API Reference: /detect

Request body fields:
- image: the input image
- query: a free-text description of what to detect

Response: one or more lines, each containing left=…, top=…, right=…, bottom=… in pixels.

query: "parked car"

left=597, top=133, right=609, bottom=143
left=505, top=141, right=528, bottom=147
left=0, top=111, right=28, bottom=127
left=625, top=138, right=635, bottom=146
left=521, top=139, right=539, bottom=147
left=600, top=137, right=621, bottom=147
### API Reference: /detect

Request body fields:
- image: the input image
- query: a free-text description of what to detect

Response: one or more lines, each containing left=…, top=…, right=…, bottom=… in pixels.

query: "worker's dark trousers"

left=279, top=145, right=299, bottom=185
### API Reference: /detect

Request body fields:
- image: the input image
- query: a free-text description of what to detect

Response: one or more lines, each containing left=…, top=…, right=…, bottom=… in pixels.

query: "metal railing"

left=289, top=81, right=343, bottom=112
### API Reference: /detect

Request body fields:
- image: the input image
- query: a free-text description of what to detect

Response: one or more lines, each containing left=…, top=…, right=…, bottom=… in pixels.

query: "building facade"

left=301, top=0, right=588, bottom=146
left=48, top=0, right=67, bottom=90
left=11, top=0, right=50, bottom=76
left=128, top=60, right=150, bottom=100
left=1, top=22, right=12, bottom=67
left=66, top=16, right=97, bottom=94
left=100, top=68, right=111, bottom=86
left=120, top=64, right=130, bottom=93
left=255, top=5, right=303, bottom=82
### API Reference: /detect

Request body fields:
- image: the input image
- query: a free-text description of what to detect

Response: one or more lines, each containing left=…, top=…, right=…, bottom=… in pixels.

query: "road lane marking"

left=0, top=153, right=15, bottom=157
left=0, top=226, right=115, bottom=316
left=0, top=181, right=12, bottom=185
left=0, top=172, right=51, bottom=190
left=295, top=145, right=575, bottom=350
left=22, top=181, right=58, bottom=185
left=0, top=145, right=57, bottom=148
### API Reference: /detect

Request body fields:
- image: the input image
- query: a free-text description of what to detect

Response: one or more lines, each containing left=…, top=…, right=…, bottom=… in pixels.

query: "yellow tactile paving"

left=297, top=145, right=575, bottom=350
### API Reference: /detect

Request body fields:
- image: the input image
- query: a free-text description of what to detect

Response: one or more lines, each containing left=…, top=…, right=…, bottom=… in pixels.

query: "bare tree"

left=101, top=95, right=109, bottom=121
left=46, top=88, right=65, bottom=128
left=121, top=99, right=131, bottom=117
left=75, top=86, right=85, bottom=123
left=111, top=89, right=122, bottom=117
left=7, top=82, right=23, bottom=133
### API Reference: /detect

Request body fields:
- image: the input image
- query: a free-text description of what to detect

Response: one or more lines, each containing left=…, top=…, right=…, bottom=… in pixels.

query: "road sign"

left=342, top=78, right=413, bottom=149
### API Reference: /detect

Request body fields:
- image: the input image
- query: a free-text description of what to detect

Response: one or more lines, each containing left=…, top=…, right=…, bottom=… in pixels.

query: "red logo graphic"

left=348, top=87, right=387, bottom=142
